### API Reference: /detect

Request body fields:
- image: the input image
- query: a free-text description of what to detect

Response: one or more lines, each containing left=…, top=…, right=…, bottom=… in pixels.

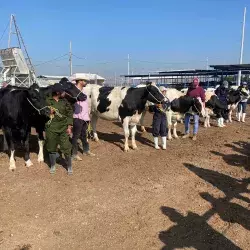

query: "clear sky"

left=0, top=0, right=250, bottom=78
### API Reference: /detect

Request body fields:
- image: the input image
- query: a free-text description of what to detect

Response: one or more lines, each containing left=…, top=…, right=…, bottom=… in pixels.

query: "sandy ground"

left=0, top=111, right=250, bottom=250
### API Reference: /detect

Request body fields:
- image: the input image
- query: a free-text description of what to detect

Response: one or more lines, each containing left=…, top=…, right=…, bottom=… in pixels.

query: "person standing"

left=237, top=82, right=250, bottom=122
left=45, top=83, right=73, bottom=175
left=151, top=86, right=168, bottom=150
left=215, top=80, right=229, bottom=127
left=72, top=76, right=95, bottom=161
left=182, top=78, right=205, bottom=141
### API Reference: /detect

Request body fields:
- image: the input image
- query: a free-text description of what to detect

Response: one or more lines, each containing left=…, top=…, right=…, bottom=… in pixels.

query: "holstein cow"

left=204, top=91, right=229, bottom=128
left=0, top=84, right=50, bottom=170
left=139, top=88, right=184, bottom=133
left=1, top=79, right=87, bottom=164
left=227, top=88, right=249, bottom=123
left=140, top=88, right=205, bottom=140
left=84, top=82, right=166, bottom=151
left=31, top=78, right=87, bottom=163
left=204, top=88, right=249, bottom=127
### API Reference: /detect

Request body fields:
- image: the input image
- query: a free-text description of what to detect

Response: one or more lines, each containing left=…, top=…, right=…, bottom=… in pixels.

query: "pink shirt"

left=73, top=89, right=90, bottom=121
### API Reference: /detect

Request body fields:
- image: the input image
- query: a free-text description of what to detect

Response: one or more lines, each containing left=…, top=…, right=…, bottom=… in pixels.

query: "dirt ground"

left=0, top=111, right=250, bottom=250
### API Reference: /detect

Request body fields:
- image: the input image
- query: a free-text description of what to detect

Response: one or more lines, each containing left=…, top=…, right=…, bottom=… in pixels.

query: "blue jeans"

left=185, top=114, right=199, bottom=135
left=238, top=102, right=247, bottom=113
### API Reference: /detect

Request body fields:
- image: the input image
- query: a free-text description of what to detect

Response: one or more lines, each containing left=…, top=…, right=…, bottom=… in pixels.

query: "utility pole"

left=237, top=7, right=247, bottom=86
left=8, top=14, right=14, bottom=48
left=127, top=54, right=130, bottom=85
left=69, top=41, right=73, bottom=76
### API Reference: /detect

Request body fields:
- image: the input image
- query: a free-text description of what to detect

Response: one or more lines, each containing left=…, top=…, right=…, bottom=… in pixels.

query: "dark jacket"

left=215, top=86, right=228, bottom=105
left=45, top=96, right=73, bottom=133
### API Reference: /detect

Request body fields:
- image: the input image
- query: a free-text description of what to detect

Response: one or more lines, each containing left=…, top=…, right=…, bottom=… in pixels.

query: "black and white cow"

left=139, top=88, right=205, bottom=140
left=31, top=79, right=87, bottom=163
left=1, top=79, right=87, bottom=164
left=84, top=82, right=166, bottom=151
left=227, top=89, right=249, bottom=123
left=167, top=95, right=205, bottom=139
left=204, top=91, right=229, bottom=128
left=0, top=84, right=50, bottom=170
left=0, top=78, right=87, bottom=166
left=204, top=88, right=249, bottom=127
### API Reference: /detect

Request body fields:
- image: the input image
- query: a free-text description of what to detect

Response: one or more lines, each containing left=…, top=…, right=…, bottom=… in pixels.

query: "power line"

left=72, top=54, right=86, bottom=60
left=34, top=53, right=69, bottom=67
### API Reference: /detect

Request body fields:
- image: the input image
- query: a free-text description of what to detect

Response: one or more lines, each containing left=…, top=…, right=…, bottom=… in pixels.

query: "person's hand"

left=66, top=125, right=72, bottom=135
left=50, top=108, right=55, bottom=115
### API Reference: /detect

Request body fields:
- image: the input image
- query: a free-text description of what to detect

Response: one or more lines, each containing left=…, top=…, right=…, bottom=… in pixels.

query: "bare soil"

left=0, top=111, right=250, bottom=250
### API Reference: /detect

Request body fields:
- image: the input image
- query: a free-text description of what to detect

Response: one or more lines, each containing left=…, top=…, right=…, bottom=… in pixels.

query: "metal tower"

left=0, top=14, right=36, bottom=87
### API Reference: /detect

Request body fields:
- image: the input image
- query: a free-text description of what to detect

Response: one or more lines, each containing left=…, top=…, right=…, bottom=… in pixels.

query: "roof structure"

left=210, top=64, right=250, bottom=71
left=121, top=64, right=250, bottom=78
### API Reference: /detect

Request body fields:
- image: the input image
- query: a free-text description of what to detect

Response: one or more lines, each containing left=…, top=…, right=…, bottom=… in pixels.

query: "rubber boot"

left=242, top=113, right=246, bottom=123
left=65, top=155, right=73, bottom=175
left=154, top=137, right=160, bottom=149
left=161, top=137, right=167, bottom=150
left=82, top=140, right=96, bottom=156
left=49, top=153, right=57, bottom=174
left=238, top=112, right=242, bottom=122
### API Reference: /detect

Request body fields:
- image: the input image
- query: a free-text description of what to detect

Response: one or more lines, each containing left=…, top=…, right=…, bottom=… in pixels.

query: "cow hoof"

left=9, top=162, right=16, bottom=171
left=132, top=146, right=138, bottom=150
left=124, top=147, right=130, bottom=152
left=93, top=138, right=99, bottom=142
left=174, top=136, right=179, bottom=139
left=25, top=159, right=33, bottom=168
left=38, top=156, right=44, bottom=163
left=168, top=138, right=173, bottom=141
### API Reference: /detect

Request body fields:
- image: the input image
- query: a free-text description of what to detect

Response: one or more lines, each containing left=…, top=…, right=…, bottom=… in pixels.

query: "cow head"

left=192, top=97, right=206, bottom=117
left=59, top=78, right=87, bottom=103
left=27, top=83, right=51, bottom=116
left=144, top=82, right=166, bottom=104
left=227, top=89, right=247, bottom=104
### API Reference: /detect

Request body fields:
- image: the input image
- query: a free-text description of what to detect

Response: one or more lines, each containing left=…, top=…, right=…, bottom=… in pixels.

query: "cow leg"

left=173, top=121, right=179, bottom=139
left=207, top=116, right=211, bottom=127
left=38, top=140, right=44, bottom=163
left=139, top=111, right=146, bottom=132
left=166, top=111, right=173, bottom=140
left=204, top=116, right=211, bottom=128
left=91, top=114, right=99, bottom=142
left=204, top=117, right=208, bottom=128
left=122, top=118, right=130, bottom=152
left=167, top=125, right=173, bottom=140
left=24, top=132, right=33, bottom=167
left=130, top=125, right=138, bottom=150
left=4, top=128, right=16, bottom=171
left=37, top=130, right=45, bottom=163
left=228, top=110, right=233, bottom=123
left=2, top=132, right=8, bottom=151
